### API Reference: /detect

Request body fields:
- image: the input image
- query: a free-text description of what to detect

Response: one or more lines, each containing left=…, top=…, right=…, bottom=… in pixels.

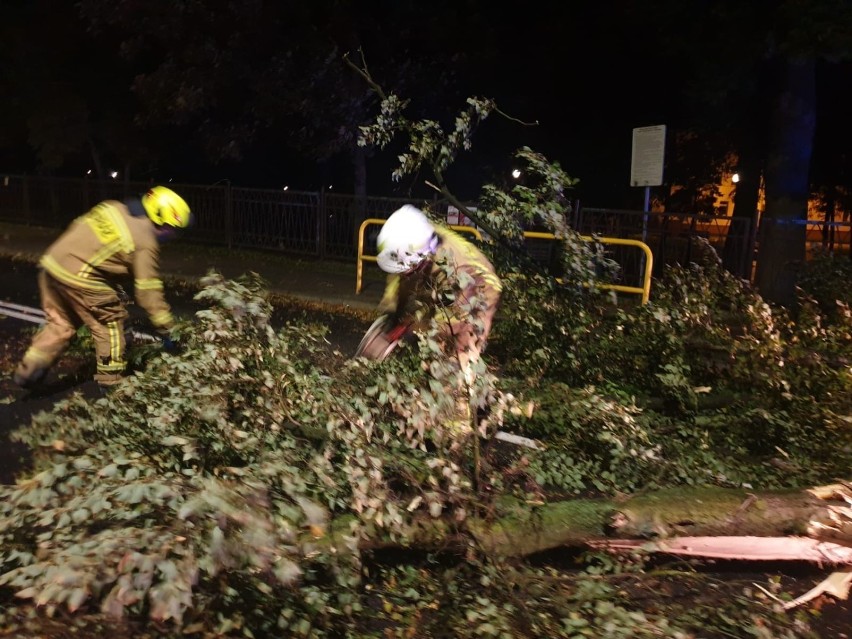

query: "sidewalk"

left=0, top=222, right=386, bottom=314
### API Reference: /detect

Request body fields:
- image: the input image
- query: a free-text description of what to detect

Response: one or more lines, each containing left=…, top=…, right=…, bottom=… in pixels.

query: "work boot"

left=13, top=361, right=48, bottom=389
left=97, top=383, right=117, bottom=396
left=94, top=372, right=123, bottom=392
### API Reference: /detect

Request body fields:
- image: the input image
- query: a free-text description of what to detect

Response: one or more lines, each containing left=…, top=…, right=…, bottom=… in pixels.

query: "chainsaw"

left=354, top=314, right=412, bottom=361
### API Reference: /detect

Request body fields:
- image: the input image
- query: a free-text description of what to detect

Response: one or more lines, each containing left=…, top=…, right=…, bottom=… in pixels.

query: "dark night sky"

left=1, top=1, right=849, bottom=210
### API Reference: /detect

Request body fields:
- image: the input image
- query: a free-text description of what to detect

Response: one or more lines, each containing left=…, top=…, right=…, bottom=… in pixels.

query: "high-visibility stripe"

left=40, top=256, right=113, bottom=292
left=23, top=346, right=52, bottom=366
left=97, top=360, right=126, bottom=373
left=107, top=204, right=135, bottom=253
left=77, top=204, right=135, bottom=278
left=150, top=310, right=173, bottom=327
left=78, top=239, right=122, bottom=278
left=107, top=321, right=122, bottom=362
left=481, top=272, right=503, bottom=291
left=135, top=278, right=164, bottom=290
left=81, top=203, right=135, bottom=252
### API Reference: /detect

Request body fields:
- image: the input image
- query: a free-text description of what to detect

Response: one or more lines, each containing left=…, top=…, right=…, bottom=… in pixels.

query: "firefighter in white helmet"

left=358, top=205, right=502, bottom=382
left=13, top=186, right=192, bottom=388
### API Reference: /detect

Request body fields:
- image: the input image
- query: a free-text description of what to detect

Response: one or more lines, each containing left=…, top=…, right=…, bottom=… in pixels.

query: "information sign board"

left=630, top=125, right=666, bottom=187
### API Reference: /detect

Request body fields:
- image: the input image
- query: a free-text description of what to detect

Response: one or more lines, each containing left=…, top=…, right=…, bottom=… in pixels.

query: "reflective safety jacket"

left=39, top=200, right=174, bottom=330
left=378, top=226, right=502, bottom=339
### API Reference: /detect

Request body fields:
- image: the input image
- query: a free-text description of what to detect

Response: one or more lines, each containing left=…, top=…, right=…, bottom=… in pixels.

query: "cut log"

left=336, top=484, right=852, bottom=558
left=603, top=485, right=852, bottom=546
left=587, top=537, right=852, bottom=565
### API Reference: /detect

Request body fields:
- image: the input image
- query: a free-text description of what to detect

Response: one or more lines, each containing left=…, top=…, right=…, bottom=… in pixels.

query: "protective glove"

left=413, top=306, right=429, bottom=323
left=161, top=334, right=182, bottom=354
left=374, top=311, right=410, bottom=340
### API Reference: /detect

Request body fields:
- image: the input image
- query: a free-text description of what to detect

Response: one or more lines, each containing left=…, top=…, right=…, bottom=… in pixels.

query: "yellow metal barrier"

left=523, top=231, right=654, bottom=304
left=356, top=219, right=653, bottom=304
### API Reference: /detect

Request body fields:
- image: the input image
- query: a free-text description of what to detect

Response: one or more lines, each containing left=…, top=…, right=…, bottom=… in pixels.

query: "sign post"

left=630, top=124, right=666, bottom=274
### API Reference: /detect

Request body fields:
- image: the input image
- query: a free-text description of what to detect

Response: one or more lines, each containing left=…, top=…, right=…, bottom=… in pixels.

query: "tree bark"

left=87, top=137, right=108, bottom=201
left=754, top=56, right=817, bottom=308
left=352, top=143, right=368, bottom=232
left=342, top=484, right=852, bottom=558
left=722, top=152, right=761, bottom=280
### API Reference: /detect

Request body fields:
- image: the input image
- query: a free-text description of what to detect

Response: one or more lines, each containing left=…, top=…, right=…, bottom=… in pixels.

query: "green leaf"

left=98, top=464, right=119, bottom=478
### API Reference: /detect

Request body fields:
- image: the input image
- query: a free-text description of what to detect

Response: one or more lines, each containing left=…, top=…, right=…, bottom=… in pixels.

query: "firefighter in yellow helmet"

left=357, top=205, right=502, bottom=382
left=13, top=186, right=192, bottom=388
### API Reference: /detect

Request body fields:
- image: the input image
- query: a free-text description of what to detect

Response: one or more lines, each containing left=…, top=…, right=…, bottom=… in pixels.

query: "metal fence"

left=1, top=173, right=848, bottom=283
left=0, top=175, right=436, bottom=259
left=573, top=207, right=851, bottom=280
left=574, top=207, right=759, bottom=280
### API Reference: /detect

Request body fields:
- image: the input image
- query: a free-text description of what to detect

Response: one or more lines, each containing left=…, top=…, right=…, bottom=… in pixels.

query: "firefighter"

left=13, top=186, right=192, bottom=388
left=359, top=205, right=502, bottom=383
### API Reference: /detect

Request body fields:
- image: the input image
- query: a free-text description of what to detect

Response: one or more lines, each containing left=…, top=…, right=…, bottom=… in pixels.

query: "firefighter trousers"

left=17, top=270, right=129, bottom=385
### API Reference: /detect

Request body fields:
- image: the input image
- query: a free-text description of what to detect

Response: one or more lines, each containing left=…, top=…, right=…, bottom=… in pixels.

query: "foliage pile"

left=0, top=271, right=819, bottom=638
left=495, top=233, right=851, bottom=494
left=0, top=271, right=503, bottom=634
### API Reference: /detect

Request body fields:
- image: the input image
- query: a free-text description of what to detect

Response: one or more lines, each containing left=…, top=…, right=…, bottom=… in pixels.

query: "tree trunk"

left=722, top=152, right=761, bottom=280
left=352, top=143, right=368, bottom=226
left=754, top=56, right=816, bottom=308
left=341, top=484, right=852, bottom=558
left=822, top=187, right=836, bottom=253
left=88, top=137, right=107, bottom=201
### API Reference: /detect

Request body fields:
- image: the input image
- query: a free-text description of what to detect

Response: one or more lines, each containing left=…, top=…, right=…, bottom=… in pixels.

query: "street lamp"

left=732, top=173, right=740, bottom=183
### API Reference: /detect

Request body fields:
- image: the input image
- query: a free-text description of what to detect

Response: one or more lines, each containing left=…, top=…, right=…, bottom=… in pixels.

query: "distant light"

left=283, top=185, right=289, bottom=191
left=328, top=185, right=333, bottom=190
left=86, top=169, right=92, bottom=175
left=511, top=169, right=521, bottom=179
left=732, top=173, right=740, bottom=183
left=110, top=171, right=118, bottom=179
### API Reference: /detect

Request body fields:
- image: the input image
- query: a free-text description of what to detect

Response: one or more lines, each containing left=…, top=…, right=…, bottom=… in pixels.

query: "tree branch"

left=342, top=48, right=387, bottom=101
left=494, top=107, right=538, bottom=127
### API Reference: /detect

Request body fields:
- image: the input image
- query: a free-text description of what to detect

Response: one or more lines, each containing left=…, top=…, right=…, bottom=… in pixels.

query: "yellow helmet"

left=142, top=186, right=192, bottom=228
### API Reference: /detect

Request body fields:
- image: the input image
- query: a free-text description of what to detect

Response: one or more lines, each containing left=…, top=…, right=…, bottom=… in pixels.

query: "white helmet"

left=376, top=205, right=438, bottom=274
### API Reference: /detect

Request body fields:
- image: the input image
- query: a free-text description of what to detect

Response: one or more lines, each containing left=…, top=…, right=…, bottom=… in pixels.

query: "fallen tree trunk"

left=340, top=483, right=852, bottom=559
left=604, top=483, right=852, bottom=546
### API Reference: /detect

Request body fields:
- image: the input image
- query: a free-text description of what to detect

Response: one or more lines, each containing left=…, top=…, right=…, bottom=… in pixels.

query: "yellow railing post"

left=507, top=231, right=654, bottom=304
left=356, top=218, right=385, bottom=294
left=578, top=235, right=654, bottom=304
